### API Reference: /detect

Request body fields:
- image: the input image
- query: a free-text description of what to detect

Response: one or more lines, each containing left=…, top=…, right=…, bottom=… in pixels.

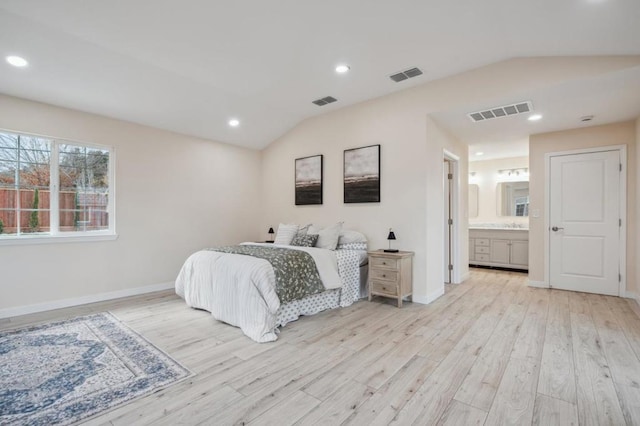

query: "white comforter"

left=175, top=243, right=342, bottom=342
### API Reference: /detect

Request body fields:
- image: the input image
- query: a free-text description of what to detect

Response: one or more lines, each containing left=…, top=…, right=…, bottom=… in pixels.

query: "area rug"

left=0, top=312, right=192, bottom=425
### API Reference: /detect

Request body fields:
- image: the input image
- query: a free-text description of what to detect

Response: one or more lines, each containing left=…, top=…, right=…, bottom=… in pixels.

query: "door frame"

left=544, top=145, right=627, bottom=296
left=443, top=149, right=461, bottom=284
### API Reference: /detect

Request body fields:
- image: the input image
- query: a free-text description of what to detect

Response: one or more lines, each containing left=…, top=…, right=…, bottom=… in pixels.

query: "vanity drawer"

left=370, top=257, right=399, bottom=270
left=371, top=281, right=398, bottom=296
left=370, top=268, right=399, bottom=282
left=475, top=246, right=490, bottom=254
left=475, top=238, right=490, bottom=247
left=475, top=253, right=490, bottom=261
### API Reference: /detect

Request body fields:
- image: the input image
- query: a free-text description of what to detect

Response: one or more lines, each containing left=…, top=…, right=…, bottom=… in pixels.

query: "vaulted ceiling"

left=1, top=1, right=639, bottom=150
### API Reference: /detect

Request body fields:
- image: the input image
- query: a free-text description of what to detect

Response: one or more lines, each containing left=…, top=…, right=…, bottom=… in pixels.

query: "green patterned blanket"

left=206, top=245, right=325, bottom=304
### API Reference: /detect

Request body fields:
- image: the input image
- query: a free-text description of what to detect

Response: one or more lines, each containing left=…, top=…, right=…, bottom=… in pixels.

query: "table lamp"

left=384, top=228, right=399, bottom=253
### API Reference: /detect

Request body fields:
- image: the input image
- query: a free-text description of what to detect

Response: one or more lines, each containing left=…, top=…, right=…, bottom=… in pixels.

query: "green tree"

left=29, top=188, right=39, bottom=231
left=0, top=218, right=4, bottom=234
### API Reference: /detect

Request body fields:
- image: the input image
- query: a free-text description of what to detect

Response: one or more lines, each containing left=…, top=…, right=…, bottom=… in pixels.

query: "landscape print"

left=295, top=155, right=323, bottom=205
left=344, top=144, right=380, bottom=203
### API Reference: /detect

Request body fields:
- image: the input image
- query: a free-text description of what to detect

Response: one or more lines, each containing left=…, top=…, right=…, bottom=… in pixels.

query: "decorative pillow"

left=291, top=233, right=318, bottom=247
left=274, top=223, right=299, bottom=245
left=313, top=222, right=343, bottom=250
left=338, top=229, right=367, bottom=246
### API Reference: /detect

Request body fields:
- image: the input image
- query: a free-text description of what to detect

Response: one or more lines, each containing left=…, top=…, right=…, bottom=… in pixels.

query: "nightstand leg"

left=398, top=297, right=402, bottom=308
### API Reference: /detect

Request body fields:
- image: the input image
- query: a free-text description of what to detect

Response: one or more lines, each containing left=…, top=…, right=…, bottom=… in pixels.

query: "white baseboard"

left=528, top=280, right=549, bottom=289
left=624, top=291, right=639, bottom=302
left=413, top=286, right=446, bottom=305
left=0, top=281, right=175, bottom=319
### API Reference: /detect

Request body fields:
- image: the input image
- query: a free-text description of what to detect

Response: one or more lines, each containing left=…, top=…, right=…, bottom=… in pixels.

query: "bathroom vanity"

left=469, top=227, right=528, bottom=271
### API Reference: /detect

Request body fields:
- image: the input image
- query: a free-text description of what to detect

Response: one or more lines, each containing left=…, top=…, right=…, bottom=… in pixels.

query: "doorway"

left=546, top=146, right=626, bottom=296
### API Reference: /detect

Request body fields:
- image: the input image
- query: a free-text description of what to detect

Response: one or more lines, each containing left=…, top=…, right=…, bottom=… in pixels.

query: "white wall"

left=426, top=117, right=470, bottom=288
left=260, top=57, right=640, bottom=304
left=529, top=121, right=637, bottom=293
left=469, top=156, right=529, bottom=226
left=260, top=102, right=465, bottom=304
left=3, top=57, right=640, bottom=313
left=0, top=94, right=262, bottom=313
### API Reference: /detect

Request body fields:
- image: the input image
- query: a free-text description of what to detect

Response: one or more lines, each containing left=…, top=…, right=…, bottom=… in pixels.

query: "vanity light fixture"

left=499, top=168, right=529, bottom=177
left=6, top=55, right=28, bottom=67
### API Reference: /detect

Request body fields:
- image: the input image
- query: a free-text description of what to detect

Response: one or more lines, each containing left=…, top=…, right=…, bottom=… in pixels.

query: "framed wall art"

left=295, top=155, right=323, bottom=205
left=344, top=144, right=380, bottom=203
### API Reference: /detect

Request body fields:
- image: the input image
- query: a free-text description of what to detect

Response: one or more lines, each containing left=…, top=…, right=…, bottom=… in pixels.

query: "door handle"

left=551, top=226, right=564, bottom=232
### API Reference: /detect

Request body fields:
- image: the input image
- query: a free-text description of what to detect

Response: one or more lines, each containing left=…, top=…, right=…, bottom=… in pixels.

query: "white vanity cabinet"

left=469, top=229, right=528, bottom=271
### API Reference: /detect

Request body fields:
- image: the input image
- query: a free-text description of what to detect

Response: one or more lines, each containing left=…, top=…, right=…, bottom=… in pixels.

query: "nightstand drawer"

left=475, top=253, right=490, bottom=261
left=370, top=268, right=399, bottom=282
left=475, top=238, right=490, bottom=247
left=370, top=257, right=399, bottom=270
left=371, top=281, right=398, bottom=296
left=475, top=246, right=490, bottom=254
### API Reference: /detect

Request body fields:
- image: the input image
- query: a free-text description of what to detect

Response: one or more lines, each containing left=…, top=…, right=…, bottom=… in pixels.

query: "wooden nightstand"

left=367, top=250, right=414, bottom=307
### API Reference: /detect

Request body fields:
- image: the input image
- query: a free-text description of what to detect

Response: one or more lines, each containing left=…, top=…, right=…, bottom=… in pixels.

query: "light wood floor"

left=4, top=268, right=640, bottom=425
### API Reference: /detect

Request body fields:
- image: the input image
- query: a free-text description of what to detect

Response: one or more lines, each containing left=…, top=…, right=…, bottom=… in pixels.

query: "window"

left=0, top=130, right=115, bottom=243
left=514, top=196, right=529, bottom=217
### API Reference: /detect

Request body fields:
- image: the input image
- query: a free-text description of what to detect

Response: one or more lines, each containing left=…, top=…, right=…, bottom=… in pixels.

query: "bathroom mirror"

left=497, top=181, right=529, bottom=216
left=469, top=184, right=479, bottom=218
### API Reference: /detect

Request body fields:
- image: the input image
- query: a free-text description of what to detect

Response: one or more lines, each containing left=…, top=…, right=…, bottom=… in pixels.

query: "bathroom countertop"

left=469, top=225, right=529, bottom=231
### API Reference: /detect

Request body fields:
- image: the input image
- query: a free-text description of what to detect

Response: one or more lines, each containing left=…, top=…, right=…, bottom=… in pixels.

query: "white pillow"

left=274, top=223, right=299, bottom=245
left=338, top=229, right=367, bottom=245
left=297, top=224, right=312, bottom=236
left=313, top=222, right=343, bottom=250
left=308, top=224, right=321, bottom=235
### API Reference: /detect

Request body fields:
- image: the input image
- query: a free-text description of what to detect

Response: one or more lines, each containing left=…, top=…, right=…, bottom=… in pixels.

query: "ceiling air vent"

left=312, top=96, right=338, bottom=106
left=468, top=101, right=533, bottom=122
left=389, top=67, right=423, bottom=83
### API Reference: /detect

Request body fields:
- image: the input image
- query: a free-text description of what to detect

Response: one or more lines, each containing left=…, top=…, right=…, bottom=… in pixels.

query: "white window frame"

left=0, top=128, right=116, bottom=246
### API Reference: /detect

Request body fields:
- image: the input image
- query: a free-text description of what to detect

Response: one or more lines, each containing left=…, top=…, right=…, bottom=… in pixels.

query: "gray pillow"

left=291, top=234, right=318, bottom=247
left=312, top=222, right=343, bottom=250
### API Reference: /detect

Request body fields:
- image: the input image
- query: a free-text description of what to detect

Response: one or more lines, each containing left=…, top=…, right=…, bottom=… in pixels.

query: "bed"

left=175, top=226, right=368, bottom=342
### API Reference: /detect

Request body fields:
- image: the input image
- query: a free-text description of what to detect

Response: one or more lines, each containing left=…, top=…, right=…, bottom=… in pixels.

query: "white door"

left=443, top=160, right=452, bottom=283
left=549, top=150, right=620, bottom=295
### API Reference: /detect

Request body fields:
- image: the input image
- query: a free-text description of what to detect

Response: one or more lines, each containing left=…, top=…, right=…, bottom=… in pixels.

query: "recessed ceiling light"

left=528, top=114, right=542, bottom=121
left=335, top=64, right=350, bottom=74
left=6, top=55, right=28, bottom=67
left=228, top=119, right=240, bottom=127
left=476, top=152, right=484, bottom=156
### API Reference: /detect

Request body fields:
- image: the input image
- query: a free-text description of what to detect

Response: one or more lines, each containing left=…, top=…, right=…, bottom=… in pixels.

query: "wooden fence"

left=0, top=188, right=108, bottom=233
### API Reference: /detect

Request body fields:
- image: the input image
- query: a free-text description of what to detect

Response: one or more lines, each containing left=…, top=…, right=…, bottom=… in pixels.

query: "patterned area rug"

left=0, top=312, right=191, bottom=425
